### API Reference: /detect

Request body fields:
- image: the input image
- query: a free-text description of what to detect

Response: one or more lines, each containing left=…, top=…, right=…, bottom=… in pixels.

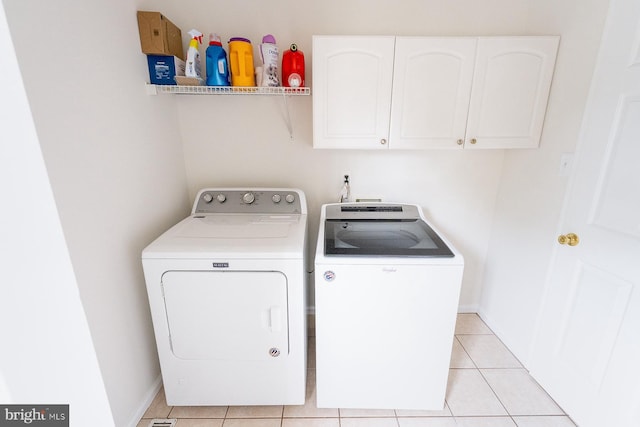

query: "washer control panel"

left=193, top=189, right=304, bottom=214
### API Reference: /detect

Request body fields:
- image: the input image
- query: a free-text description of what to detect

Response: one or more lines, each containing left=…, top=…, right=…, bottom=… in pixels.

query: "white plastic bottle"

left=259, top=34, right=279, bottom=87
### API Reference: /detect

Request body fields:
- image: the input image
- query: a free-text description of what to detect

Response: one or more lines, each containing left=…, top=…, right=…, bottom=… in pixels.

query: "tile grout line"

left=454, top=334, right=481, bottom=370
left=476, top=366, right=519, bottom=425
left=454, top=323, right=511, bottom=422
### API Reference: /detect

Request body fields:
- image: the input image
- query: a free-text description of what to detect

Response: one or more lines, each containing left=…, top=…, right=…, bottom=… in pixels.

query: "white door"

left=465, top=37, right=559, bottom=149
left=162, top=271, right=289, bottom=361
left=390, top=37, right=477, bottom=149
left=530, top=1, right=640, bottom=426
left=312, top=35, right=395, bottom=149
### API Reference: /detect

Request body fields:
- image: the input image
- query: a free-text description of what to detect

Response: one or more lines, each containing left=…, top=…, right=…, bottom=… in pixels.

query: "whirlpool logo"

left=323, top=271, right=336, bottom=282
left=1, top=405, right=68, bottom=426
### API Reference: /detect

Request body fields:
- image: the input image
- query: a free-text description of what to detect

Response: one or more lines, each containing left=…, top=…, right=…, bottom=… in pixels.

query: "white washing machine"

left=314, top=203, right=464, bottom=410
left=142, top=188, right=307, bottom=406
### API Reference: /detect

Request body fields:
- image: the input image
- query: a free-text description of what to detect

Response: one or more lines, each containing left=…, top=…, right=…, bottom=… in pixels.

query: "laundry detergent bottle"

left=258, top=34, right=279, bottom=87
left=205, top=33, right=230, bottom=86
left=228, top=37, right=256, bottom=86
left=282, top=43, right=305, bottom=87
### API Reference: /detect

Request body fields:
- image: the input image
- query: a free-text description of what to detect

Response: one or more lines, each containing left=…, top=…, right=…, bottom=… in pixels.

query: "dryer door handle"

left=269, top=306, right=282, bottom=332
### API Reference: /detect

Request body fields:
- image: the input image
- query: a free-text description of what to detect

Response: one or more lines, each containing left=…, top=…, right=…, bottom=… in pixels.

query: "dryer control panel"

left=193, top=188, right=306, bottom=215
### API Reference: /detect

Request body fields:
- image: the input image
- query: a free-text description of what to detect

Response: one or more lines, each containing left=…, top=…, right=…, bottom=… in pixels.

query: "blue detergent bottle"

left=205, top=33, right=230, bottom=86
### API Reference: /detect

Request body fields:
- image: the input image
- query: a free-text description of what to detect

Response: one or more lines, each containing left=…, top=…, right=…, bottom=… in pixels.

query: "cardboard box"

left=137, top=11, right=184, bottom=58
left=147, top=55, right=185, bottom=85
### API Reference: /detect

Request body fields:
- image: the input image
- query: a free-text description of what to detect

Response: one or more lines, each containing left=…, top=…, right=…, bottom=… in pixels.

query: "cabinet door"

left=313, top=36, right=395, bottom=149
left=465, top=36, right=559, bottom=149
left=390, top=37, right=477, bottom=149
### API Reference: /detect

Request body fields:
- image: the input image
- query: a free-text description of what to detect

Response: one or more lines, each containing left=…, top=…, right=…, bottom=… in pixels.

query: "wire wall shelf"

left=147, top=84, right=310, bottom=96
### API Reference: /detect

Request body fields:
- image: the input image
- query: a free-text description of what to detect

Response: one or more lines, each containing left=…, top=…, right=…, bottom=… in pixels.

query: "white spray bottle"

left=185, top=29, right=203, bottom=78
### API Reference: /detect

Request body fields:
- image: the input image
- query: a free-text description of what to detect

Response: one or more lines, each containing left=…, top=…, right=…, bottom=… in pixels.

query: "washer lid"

left=322, top=203, right=454, bottom=258
left=324, top=218, right=454, bottom=257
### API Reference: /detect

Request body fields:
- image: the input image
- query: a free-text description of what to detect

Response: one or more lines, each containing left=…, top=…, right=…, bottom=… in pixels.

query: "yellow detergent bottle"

left=228, top=37, right=256, bottom=86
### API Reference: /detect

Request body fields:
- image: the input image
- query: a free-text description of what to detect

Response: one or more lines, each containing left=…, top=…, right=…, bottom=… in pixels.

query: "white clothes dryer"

left=142, top=188, right=307, bottom=406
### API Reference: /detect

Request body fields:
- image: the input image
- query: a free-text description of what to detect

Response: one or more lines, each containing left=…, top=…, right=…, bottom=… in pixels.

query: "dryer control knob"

left=285, top=194, right=295, bottom=203
left=203, top=193, right=213, bottom=203
left=272, top=194, right=282, bottom=203
left=216, top=194, right=226, bottom=203
left=242, top=192, right=255, bottom=204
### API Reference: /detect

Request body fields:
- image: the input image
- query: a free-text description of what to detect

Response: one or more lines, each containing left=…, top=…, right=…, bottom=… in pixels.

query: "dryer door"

left=161, top=271, right=289, bottom=361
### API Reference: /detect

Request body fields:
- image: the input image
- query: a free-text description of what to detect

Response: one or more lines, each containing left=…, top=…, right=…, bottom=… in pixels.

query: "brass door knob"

left=470, top=138, right=477, bottom=145
left=558, top=233, right=580, bottom=246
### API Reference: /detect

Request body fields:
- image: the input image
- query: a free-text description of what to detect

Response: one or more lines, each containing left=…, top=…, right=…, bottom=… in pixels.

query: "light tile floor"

left=137, top=314, right=575, bottom=427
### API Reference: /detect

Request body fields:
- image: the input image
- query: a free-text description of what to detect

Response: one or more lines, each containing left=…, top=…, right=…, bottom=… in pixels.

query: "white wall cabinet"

left=312, top=36, right=396, bottom=150
left=390, top=37, right=477, bottom=149
left=313, top=35, right=559, bottom=150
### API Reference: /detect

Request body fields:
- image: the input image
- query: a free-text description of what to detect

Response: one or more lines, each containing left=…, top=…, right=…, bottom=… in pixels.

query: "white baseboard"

left=457, top=304, right=479, bottom=313
left=307, top=305, right=478, bottom=315
left=126, top=374, right=163, bottom=427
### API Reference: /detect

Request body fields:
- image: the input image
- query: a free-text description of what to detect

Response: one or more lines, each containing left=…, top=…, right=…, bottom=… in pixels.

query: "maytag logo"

left=212, top=262, right=229, bottom=268
left=1, top=405, right=68, bottom=426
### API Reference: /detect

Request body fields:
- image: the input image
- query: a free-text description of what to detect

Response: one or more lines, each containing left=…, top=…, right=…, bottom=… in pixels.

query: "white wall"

left=479, top=0, right=611, bottom=365
left=0, top=3, right=113, bottom=424
left=3, top=0, right=190, bottom=425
